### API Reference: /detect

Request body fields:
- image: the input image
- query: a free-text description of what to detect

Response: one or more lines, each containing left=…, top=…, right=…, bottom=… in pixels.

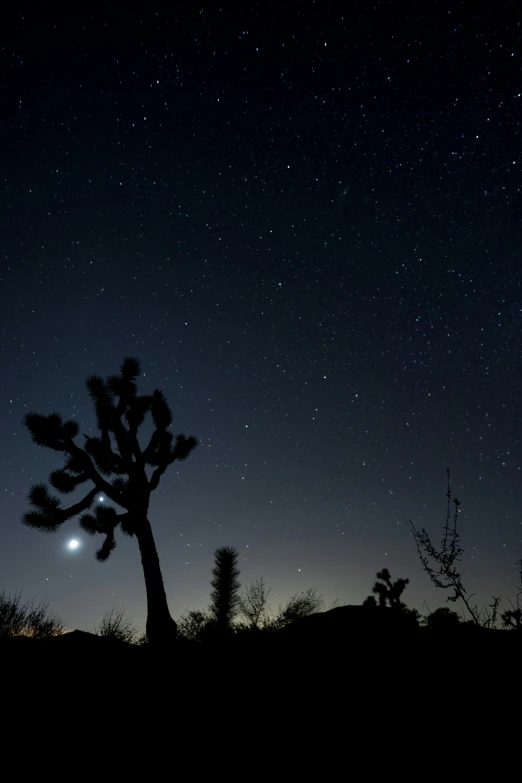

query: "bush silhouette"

left=272, top=588, right=324, bottom=629
left=92, top=606, right=140, bottom=644
left=177, top=609, right=211, bottom=641
left=238, top=578, right=271, bottom=630
left=0, top=591, right=64, bottom=638
left=425, top=606, right=461, bottom=632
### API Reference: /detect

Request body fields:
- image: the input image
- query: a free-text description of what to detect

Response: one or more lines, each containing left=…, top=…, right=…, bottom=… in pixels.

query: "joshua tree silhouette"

left=22, top=357, right=197, bottom=645
left=371, top=568, right=410, bottom=609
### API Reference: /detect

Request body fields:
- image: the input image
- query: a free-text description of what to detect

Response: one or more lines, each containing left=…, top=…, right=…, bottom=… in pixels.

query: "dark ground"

left=2, top=626, right=517, bottom=771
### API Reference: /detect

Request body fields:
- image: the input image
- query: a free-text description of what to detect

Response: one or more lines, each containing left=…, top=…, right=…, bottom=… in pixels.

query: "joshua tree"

left=208, top=546, right=241, bottom=634
left=369, top=569, right=409, bottom=610
left=22, top=357, right=197, bottom=645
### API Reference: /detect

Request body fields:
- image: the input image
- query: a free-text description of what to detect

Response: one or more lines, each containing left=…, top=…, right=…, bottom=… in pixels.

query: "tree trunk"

left=137, top=518, right=177, bottom=645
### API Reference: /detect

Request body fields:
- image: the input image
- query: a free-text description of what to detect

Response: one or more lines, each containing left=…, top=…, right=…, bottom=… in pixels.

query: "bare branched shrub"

left=408, top=470, right=482, bottom=625
left=408, top=470, right=504, bottom=628
left=272, top=588, right=324, bottom=629
left=177, top=609, right=210, bottom=641
left=0, top=591, right=64, bottom=638
left=501, top=559, right=522, bottom=630
left=238, top=578, right=271, bottom=629
left=92, top=606, right=140, bottom=644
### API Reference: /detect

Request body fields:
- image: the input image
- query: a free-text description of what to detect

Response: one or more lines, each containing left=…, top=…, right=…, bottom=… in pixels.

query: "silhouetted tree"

left=0, top=591, right=64, bottom=638
left=272, top=588, right=324, bottom=628
left=238, top=578, right=271, bottom=629
left=501, top=559, right=522, bottom=630
left=407, top=469, right=481, bottom=625
left=369, top=568, right=409, bottom=609
left=208, top=546, right=241, bottom=634
left=502, top=607, right=522, bottom=630
left=92, top=606, right=140, bottom=644
left=22, top=357, right=197, bottom=645
left=408, top=469, right=501, bottom=627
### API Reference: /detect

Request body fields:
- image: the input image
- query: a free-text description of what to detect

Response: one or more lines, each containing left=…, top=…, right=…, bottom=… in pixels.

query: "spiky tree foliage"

left=370, top=569, right=410, bottom=610
left=22, top=357, right=197, bottom=644
left=208, top=546, right=241, bottom=633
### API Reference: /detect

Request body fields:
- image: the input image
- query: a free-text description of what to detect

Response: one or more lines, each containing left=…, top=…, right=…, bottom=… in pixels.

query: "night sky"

left=1, top=2, right=521, bottom=632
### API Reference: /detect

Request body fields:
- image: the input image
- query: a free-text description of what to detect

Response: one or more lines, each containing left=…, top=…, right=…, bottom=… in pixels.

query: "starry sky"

left=1, top=2, right=521, bottom=632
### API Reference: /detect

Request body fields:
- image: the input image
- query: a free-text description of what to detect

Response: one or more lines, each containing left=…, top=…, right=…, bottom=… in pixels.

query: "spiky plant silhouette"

left=371, top=569, right=409, bottom=609
left=208, top=546, right=241, bottom=634
left=22, top=357, right=197, bottom=644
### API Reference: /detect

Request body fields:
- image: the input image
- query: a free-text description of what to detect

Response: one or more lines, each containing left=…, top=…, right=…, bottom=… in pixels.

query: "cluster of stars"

left=0, top=3, right=520, bottom=630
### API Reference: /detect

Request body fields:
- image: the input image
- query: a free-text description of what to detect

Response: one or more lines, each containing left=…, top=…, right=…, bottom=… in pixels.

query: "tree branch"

left=64, top=438, right=128, bottom=508
left=143, top=430, right=160, bottom=463
left=111, top=419, right=135, bottom=472
left=149, top=463, right=166, bottom=492
left=60, top=487, right=99, bottom=520
left=100, top=428, right=126, bottom=474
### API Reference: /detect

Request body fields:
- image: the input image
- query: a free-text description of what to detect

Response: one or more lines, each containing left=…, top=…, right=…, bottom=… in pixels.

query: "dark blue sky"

left=1, top=2, right=521, bottom=631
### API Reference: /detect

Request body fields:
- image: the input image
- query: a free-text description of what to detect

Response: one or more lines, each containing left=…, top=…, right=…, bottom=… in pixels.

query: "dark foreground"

left=3, top=621, right=519, bottom=694
left=2, top=622, right=518, bottom=772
